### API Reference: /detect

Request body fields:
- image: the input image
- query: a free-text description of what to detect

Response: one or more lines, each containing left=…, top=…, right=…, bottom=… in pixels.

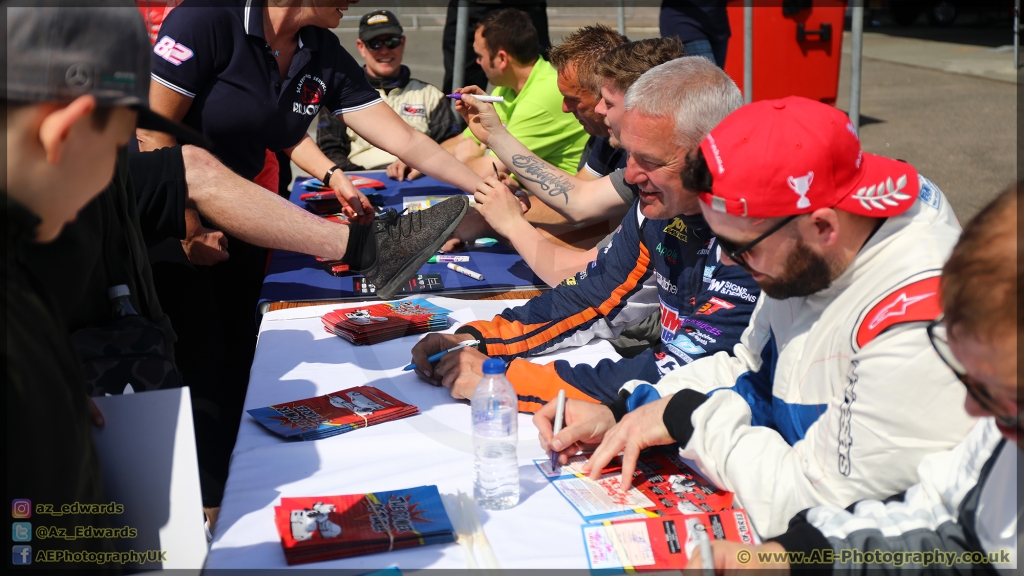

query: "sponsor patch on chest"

left=400, top=103, right=427, bottom=117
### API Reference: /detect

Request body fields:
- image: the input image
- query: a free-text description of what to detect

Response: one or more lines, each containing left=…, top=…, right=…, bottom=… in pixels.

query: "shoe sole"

left=375, top=196, right=469, bottom=300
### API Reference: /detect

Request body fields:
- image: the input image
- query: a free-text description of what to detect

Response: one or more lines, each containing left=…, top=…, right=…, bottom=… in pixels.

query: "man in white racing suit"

left=533, top=96, right=977, bottom=539
left=688, top=183, right=1020, bottom=573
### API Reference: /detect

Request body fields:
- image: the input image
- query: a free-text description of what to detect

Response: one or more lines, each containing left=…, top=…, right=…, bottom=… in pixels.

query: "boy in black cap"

left=317, top=9, right=459, bottom=175
left=4, top=4, right=202, bottom=567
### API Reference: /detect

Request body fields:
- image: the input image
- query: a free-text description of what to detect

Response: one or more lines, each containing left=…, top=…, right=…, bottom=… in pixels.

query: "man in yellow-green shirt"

left=387, top=8, right=588, bottom=180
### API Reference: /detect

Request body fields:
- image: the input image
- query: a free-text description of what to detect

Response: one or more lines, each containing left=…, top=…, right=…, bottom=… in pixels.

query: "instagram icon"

left=12, top=499, right=31, bottom=518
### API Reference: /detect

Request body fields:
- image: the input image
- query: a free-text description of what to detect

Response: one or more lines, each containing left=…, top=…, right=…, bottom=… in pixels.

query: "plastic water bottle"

left=472, top=358, right=520, bottom=509
left=108, top=284, right=139, bottom=317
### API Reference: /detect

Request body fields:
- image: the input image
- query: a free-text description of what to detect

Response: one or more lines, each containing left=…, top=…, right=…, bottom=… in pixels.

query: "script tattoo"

left=511, top=154, right=574, bottom=204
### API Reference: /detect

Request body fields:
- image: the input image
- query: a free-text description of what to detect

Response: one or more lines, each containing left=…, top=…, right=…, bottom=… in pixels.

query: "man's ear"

left=38, top=95, right=96, bottom=165
left=495, top=49, right=510, bottom=72
left=808, top=207, right=840, bottom=248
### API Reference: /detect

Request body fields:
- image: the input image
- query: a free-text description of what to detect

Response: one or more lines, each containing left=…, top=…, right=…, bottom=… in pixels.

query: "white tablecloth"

left=205, top=297, right=624, bottom=570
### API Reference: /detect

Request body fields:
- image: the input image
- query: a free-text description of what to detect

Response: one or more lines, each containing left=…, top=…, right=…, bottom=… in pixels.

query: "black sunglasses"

left=717, top=214, right=800, bottom=267
left=927, top=318, right=1021, bottom=429
left=367, top=36, right=402, bottom=51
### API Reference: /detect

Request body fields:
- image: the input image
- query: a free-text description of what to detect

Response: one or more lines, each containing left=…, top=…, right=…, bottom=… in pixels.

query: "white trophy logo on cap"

left=787, top=172, right=814, bottom=209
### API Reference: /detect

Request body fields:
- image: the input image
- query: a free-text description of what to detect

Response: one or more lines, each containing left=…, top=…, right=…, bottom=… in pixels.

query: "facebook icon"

left=12, top=545, right=32, bottom=565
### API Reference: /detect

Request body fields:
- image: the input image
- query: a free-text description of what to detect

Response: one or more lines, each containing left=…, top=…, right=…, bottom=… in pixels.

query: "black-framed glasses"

left=927, top=318, right=1021, bottom=429
left=367, top=36, right=403, bottom=51
left=717, top=214, right=800, bottom=267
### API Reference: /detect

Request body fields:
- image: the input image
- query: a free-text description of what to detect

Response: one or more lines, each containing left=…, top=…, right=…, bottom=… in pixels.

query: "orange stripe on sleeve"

left=506, top=359, right=601, bottom=413
left=472, top=244, right=652, bottom=359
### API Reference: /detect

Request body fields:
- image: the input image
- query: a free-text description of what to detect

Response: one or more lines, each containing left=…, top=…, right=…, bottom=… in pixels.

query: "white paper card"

left=91, top=387, right=207, bottom=570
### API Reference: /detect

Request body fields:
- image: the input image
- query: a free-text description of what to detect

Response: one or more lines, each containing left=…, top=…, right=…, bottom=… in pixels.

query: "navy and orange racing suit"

left=454, top=201, right=761, bottom=412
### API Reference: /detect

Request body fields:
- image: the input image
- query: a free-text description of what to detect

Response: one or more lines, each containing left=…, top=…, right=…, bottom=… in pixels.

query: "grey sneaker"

left=363, top=195, right=469, bottom=299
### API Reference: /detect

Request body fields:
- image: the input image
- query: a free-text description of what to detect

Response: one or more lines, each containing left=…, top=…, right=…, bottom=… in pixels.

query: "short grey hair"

left=624, top=57, right=743, bottom=151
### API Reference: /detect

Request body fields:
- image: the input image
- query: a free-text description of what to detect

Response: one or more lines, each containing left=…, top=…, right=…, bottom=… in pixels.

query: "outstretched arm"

left=181, top=146, right=349, bottom=260
left=343, top=102, right=483, bottom=194
left=456, top=91, right=626, bottom=223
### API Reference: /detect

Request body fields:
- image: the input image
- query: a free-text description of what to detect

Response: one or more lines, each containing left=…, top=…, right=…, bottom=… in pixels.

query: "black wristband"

left=453, top=325, right=487, bottom=353
left=604, top=390, right=632, bottom=422
left=323, top=165, right=342, bottom=187
left=662, top=389, right=709, bottom=446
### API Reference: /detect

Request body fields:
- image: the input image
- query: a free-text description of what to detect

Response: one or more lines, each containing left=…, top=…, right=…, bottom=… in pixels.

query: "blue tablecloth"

left=257, top=172, right=545, bottom=309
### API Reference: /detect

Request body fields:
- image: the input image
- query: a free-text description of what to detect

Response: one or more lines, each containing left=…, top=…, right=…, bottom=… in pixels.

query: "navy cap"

left=359, top=10, right=403, bottom=42
left=5, top=3, right=209, bottom=148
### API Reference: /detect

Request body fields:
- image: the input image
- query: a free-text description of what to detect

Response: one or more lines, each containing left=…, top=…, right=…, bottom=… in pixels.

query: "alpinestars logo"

left=868, top=291, right=934, bottom=330
left=293, top=74, right=327, bottom=116
left=707, top=279, right=757, bottom=303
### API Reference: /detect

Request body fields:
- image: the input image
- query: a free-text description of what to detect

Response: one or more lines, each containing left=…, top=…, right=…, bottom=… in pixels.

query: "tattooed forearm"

left=510, top=154, right=574, bottom=204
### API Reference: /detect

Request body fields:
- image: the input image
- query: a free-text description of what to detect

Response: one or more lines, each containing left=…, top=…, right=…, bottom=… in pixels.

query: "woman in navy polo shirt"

left=134, top=2, right=484, bottom=500
left=138, top=0, right=480, bottom=218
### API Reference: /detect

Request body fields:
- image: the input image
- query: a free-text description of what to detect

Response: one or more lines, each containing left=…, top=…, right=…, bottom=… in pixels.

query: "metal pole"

left=1015, top=0, right=1020, bottom=69
left=617, top=0, right=626, bottom=36
left=850, top=0, right=864, bottom=132
left=452, top=0, right=470, bottom=105
left=743, top=0, right=753, bottom=104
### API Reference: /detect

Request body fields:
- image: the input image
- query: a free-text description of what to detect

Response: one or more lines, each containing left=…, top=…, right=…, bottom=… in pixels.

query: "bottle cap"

left=482, top=358, right=506, bottom=375
left=107, top=284, right=131, bottom=299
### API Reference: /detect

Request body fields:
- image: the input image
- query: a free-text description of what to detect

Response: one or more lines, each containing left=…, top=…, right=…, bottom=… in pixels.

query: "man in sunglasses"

left=688, top=183, right=1020, bottom=572
left=535, top=97, right=977, bottom=539
left=317, top=10, right=460, bottom=172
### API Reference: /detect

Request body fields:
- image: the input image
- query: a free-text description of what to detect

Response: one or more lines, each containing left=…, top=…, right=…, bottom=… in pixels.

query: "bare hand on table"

left=452, top=137, right=488, bottom=163
left=386, top=158, right=422, bottom=182
left=182, top=224, right=229, bottom=266
left=328, top=171, right=374, bottom=225
left=533, top=398, right=616, bottom=465
left=410, top=332, right=477, bottom=382
left=432, top=345, right=490, bottom=400
left=686, top=541, right=790, bottom=573
left=582, top=395, right=676, bottom=489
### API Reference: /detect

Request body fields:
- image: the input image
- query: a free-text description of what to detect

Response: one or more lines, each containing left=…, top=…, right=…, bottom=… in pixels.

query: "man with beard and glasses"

left=686, top=183, right=1021, bottom=574
left=533, top=97, right=977, bottom=539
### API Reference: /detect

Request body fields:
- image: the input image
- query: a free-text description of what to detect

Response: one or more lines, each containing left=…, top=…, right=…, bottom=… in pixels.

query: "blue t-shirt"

left=150, top=0, right=381, bottom=180
left=581, top=136, right=627, bottom=177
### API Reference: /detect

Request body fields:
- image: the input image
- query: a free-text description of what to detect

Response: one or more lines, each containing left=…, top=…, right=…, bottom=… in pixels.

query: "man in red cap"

left=533, top=96, right=977, bottom=538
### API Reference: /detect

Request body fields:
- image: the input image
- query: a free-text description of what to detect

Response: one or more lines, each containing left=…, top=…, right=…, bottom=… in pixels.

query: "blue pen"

left=403, top=340, right=480, bottom=371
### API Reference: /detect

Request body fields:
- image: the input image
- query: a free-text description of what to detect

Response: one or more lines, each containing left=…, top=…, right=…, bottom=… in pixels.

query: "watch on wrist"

left=323, top=165, right=341, bottom=187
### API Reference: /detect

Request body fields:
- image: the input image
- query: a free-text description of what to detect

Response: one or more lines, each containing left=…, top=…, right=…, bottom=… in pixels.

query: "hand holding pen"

left=404, top=339, right=480, bottom=371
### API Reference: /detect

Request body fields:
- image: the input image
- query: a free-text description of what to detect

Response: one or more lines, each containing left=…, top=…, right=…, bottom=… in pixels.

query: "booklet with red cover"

left=274, top=485, right=454, bottom=565
left=581, top=508, right=757, bottom=571
left=320, top=298, right=450, bottom=345
left=247, top=386, right=419, bottom=441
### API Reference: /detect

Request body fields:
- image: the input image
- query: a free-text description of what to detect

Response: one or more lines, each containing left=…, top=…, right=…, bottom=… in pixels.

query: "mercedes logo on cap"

left=65, top=64, right=92, bottom=88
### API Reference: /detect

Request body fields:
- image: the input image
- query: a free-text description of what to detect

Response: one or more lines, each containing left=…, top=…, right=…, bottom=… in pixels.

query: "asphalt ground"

left=330, top=23, right=1016, bottom=222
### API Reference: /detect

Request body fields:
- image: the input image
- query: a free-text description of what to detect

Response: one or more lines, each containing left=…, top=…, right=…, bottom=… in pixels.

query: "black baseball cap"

left=358, top=10, right=404, bottom=42
left=5, top=4, right=210, bottom=148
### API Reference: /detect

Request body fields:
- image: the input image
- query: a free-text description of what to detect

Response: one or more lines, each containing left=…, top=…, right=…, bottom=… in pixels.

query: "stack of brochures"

left=248, top=386, right=419, bottom=441
left=320, top=299, right=451, bottom=345
left=274, top=486, right=454, bottom=564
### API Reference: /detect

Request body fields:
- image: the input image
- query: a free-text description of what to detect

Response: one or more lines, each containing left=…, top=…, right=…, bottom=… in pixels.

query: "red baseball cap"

left=697, top=96, right=919, bottom=219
